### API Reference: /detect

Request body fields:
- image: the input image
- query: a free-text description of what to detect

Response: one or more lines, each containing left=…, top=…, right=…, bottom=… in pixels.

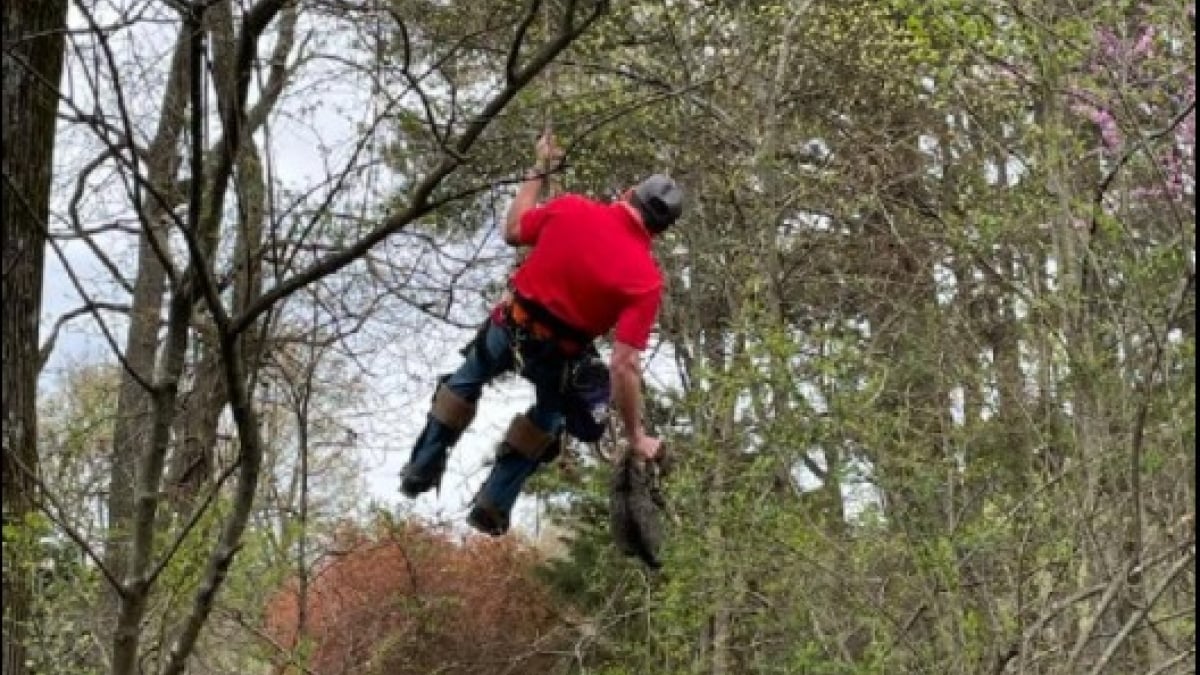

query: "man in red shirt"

left=400, top=132, right=683, bottom=535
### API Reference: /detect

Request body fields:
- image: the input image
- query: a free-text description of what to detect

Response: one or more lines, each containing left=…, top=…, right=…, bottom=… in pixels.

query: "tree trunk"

left=167, top=132, right=268, bottom=514
left=103, top=22, right=191, bottom=619
left=2, top=2, right=68, bottom=673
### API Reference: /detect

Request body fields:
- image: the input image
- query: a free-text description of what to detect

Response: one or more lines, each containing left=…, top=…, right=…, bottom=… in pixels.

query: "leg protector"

left=468, top=415, right=559, bottom=536
left=499, top=413, right=556, bottom=461
left=431, top=383, right=476, bottom=431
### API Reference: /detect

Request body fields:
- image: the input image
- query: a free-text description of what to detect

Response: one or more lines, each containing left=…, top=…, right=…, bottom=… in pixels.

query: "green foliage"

left=517, top=1, right=1194, bottom=673
left=3, top=511, right=104, bottom=674
left=25, top=0, right=1192, bottom=672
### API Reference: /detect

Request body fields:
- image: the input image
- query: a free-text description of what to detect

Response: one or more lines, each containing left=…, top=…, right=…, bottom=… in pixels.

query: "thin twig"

left=1145, top=647, right=1196, bottom=675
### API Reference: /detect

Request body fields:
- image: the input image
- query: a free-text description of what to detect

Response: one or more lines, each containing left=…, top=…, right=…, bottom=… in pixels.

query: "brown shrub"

left=263, top=522, right=567, bottom=675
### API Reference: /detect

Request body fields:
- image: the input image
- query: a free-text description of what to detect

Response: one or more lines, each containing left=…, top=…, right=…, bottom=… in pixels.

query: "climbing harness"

left=505, top=291, right=591, bottom=357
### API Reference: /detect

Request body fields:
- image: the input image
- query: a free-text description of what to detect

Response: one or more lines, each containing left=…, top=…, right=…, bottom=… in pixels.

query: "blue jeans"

left=407, top=317, right=567, bottom=520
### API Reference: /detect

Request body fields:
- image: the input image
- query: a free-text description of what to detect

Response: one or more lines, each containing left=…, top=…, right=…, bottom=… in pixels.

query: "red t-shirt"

left=509, top=194, right=663, bottom=350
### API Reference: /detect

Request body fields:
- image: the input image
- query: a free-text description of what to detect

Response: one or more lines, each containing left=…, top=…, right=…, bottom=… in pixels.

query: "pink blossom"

left=1177, top=111, right=1195, bottom=150
left=1178, top=85, right=1196, bottom=148
left=1095, top=111, right=1121, bottom=149
left=1097, top=28, right=1121, bottom=59
left=1164, top=151, right=1186, bottom=199
left=1166, top=149, right=1182, bottom=173
left=1132, top=26, right=1155, bottom=58
left=1071, top=102, right=1123, bottom=149
left=1130, top=149, right=1189, bottom=202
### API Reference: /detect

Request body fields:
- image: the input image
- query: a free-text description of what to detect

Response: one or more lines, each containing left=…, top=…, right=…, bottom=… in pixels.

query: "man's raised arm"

left=503, top=131, right=560, bottom=246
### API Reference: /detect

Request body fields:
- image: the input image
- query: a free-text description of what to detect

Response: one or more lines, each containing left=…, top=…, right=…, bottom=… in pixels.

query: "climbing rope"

left=541, top=0, right=562, bottom=199
left=509, top=0, right=562, bottom=276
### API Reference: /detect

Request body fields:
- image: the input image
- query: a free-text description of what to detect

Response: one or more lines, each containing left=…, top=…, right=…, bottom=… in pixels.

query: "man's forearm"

left=611, top=362, right=644, bottom=443
left=504, top=175, right=543, bottom=245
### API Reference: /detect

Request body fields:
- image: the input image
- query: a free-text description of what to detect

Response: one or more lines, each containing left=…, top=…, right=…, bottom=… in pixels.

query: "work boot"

left=465, top=446, right=541, bottom=535
left=399, top=417, right=458, bottom=497
left=400, top=380, right=477, bottom=498
left=466, top=494, right=509, bottom=536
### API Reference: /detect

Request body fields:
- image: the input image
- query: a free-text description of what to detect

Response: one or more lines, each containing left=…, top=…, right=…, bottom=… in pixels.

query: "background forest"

left=3, top=1, right=1194, bottom=674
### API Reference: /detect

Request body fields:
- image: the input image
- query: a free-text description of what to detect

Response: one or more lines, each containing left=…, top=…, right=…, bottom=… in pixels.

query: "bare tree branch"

left=507, top=0, right=543, bottom=84
left=232, top=0, right=610, bottom=336
left=37, top=302, right=131, bottom=372
left=1146, top=647, right=1197, bottom=675
left=41, top=232, right=157, bottom=393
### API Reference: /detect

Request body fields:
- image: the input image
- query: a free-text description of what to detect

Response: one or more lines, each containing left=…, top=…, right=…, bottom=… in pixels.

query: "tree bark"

left=2, top=3, right=68, bottom=673
left=103, top=20, right=191, bottom=621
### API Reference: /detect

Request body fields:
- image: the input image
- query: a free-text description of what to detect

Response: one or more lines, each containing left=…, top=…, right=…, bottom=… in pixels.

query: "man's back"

left=512, top=194, right=662, bottom=350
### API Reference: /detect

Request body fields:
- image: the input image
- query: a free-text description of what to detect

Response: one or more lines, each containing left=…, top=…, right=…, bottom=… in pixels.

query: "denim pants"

left=408, top=316, right=567, bottom=519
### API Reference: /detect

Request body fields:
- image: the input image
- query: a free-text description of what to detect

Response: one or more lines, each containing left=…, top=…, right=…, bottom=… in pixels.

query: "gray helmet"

left=630, top=174, right=683, bottom=233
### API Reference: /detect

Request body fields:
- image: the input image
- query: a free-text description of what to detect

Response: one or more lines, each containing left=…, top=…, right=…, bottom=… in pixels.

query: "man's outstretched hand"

left=630, top=432, right=662, bottom=462
left=534, top=129, right=563, bottom=171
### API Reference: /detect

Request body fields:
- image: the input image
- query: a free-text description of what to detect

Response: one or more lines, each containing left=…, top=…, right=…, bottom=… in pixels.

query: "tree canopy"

left=3, top=1, right=1193, bottom=674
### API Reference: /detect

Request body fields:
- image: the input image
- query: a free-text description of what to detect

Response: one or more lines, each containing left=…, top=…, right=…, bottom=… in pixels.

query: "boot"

left=464, top=413, right=562, bottom=534
left=400, top=380, right=476, bottom=498
left=400, top=418, right=454, bottom=498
